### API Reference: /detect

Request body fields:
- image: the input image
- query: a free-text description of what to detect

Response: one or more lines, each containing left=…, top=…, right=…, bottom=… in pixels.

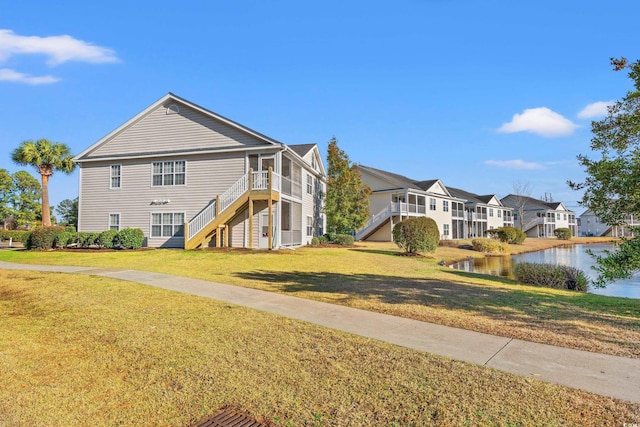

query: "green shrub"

left=77, top=232, right=99, bottom=248
left=318, top=235, right=329, bottom=244
left=310, top=237, right=321, bottom=245
left=98, top=230, right=120, bottom=248
left=54, top=232, right=75, bottom=248
left=392, top=217, right=439, bottom=254
left=514, top=262, right=588, bottom=291
left=471, top=237, right=510, bottom=254
left=0, top=230, right=31, bottom=243
left=26, top=226, right=66, bottom=250
left=554, top=227, right=573, bottom=240
left=116, top=228, right=145, bottom=249
left=486, top=226, right=526, bottom=244
left=333, top=234, right=354, bottom=246
left=64, top=224, right=77, bottom=233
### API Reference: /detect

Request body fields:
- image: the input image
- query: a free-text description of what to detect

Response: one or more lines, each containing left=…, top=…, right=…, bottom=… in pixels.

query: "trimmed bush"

left=554, top=227, right=573, bottom=240
left=77, top=232, right=99, bottom=248
left=471, top=237, right=510, bottom=254
left=392, top=217, right=439, bottom=254
left=27, top=226, right=66, bottom=250
left=54, top=232, right=75, bottom=248
left=487, top=226, right=526, bottom=244
left=333, top=234, right=354, bottom=246
left=116, top=228, right=145, bottom=249
left=318, top=235, right=329, bottom=244
left=0, top=230, right=31, bottom=243
left=98, top=229, right=120, bottom=249
left=514, top=262, right=588, bottom=291
left=310, top=237, right=321, bottom=245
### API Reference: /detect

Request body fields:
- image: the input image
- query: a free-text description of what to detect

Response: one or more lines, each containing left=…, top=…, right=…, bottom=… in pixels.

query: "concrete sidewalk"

left=1, top=260, right=638, bottom=404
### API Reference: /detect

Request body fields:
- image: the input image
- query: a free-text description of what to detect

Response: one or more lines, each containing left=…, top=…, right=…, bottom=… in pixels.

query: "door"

left=259, top=212, right=270, bottom=249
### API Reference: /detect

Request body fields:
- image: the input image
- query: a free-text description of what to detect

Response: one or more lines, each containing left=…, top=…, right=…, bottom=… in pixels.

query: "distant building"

left=578, top=209, right=639, bottom=237
left=501, top=195, right=577, bottom=237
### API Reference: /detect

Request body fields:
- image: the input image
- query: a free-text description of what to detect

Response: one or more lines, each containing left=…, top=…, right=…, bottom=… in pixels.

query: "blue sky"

left=1, top=1, right=639, bottom=216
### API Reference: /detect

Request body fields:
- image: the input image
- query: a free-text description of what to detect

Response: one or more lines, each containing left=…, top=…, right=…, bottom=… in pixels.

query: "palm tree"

left=12, top=139, right=76, bottom=227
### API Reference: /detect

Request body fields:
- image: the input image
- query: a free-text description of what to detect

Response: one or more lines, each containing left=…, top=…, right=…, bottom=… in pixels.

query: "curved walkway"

left=1, top=260, right=639, bottom=404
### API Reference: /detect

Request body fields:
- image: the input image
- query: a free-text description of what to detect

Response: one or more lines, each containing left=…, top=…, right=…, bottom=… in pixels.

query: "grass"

left=1, top=269, right=638, bottom=426
left=0, top=238, right=638, bottom=359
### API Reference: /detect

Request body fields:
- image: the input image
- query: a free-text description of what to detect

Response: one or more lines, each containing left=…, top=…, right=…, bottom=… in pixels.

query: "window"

left=556, top=213, right=560, bottom=219
left=306, top=174, right=313, bottom=194
left=152, top=161, right=185, bottom=186
left=489, top=208, right=494, bottom=217
left=307, top=216, right=313, bottom=236
left=151, top=212, right=185, bottom=237
left=443, top=200, right=449, bottom=212
left=498, top=209, right=502, bottom=218
left=110, top=165, right=121, bottom=189
left=443, top=223, right=449, bottom=236
left=109, top=213, right=120, bottom=230
left=430, top=198, right=436, bottom=211
left=564, top=214, right=567, bottom=220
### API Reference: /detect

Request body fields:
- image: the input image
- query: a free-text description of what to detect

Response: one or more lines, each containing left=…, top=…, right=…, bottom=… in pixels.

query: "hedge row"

left=0, top=230, right=31, bottom=243
left=309, top=233, right=355, bottom=246
left=27, top=227, right=145, bottom=250
left=514, top=262, right=588, bottom=292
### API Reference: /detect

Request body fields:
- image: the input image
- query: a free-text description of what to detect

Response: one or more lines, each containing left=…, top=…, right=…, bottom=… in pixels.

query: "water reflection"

left=452, top=244, right=640, bottom=299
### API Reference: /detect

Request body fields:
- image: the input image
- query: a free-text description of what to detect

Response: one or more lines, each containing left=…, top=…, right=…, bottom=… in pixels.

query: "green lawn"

left=1, top=269, right=638, bottom=426
left=1, top=241, right=638, bottom=358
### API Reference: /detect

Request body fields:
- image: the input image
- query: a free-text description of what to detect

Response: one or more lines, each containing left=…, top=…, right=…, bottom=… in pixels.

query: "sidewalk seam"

left=484, top=338, right=513, bottom=366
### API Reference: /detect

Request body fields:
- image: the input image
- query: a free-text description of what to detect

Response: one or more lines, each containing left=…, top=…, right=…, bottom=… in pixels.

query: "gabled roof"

left=288, top=144, right=315, bottom=158
left=357, top=165, right=457, bottom=198
left=74, top=92, right=283, bottom=162
left=502, top=194, right=573, bottom=212
left=285, top=143, right=327, bottom=177
left=448, top=187, right=506, bottom=207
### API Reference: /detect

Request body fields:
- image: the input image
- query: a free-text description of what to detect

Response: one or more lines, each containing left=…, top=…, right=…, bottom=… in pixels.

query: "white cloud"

left=484, top=159, right=545, bottom=170
left=498, top=107, right=578, bottom=137
left=0, top=68, right=59, bottom=84
left=0, top=29, right=118, bottom=65
left=577, top=101, right=614, bottom=119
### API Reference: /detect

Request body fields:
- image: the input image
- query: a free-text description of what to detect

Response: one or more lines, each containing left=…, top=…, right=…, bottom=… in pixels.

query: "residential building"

left=447, top=187, right=514, bottom=238
left=578, top=209, right=639, bottom=237
left=501, top=195, right=577, bottom=237
left=74, top=93, right=326, bottom=249
left=355, top=165, right=465, bottom=241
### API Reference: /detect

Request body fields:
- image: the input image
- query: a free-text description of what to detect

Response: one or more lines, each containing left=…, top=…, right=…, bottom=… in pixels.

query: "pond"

left=451, top=243, right=640, bottom=299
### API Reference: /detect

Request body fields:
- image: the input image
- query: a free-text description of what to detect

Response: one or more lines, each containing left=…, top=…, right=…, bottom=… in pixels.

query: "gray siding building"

left=75, top=93, right=326, bottom=249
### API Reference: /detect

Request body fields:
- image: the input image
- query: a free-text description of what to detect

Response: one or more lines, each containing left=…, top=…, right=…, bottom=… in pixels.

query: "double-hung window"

left=109, top=213, right=120, bottom=230
left=110, top=165, right=121, bottom=189
left=152, top=161, right=186, bottom=186
left=430, top=198, right=436, bottom=211
left=306, top=174, right=313, bottom=195
left=443, top=223, right=450, bottom=236
left=443, top=200, right=449, bottom=212
left=306, top=216, right=313, bottom=236
left=151, top=212, right=185, bottom=237
left=489, top=208, right=494, bottom=217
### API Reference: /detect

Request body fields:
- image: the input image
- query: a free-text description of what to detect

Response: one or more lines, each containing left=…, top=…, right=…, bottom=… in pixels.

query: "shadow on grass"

left=234, top=269, right=640, bottom=354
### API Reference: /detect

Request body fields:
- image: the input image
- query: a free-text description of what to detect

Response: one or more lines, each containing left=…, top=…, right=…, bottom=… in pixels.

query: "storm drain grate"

left=192, top=408, right=268, bottom=427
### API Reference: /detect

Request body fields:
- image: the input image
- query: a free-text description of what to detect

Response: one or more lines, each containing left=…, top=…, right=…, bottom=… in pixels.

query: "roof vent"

left=166, top=104, right=180, bottom=115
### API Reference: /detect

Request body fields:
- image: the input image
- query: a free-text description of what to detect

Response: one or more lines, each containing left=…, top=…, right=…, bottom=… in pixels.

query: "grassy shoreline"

left=0, top=238, right=638, bottom=360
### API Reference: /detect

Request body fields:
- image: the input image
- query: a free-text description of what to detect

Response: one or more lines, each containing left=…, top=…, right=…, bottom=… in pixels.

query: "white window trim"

left=306, top=174, right=313, bottom=195
left=150, top=160, right=187, bottom=187
left=150, top=211, right=186, bottom=238
left=306, top=215, right=313, bottom=236
left=108, top=213, right=121, bottom=231
left=110, top=164, right=122, bottom=189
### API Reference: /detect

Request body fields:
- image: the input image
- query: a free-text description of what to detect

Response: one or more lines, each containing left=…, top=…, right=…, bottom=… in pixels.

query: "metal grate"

left=192, top=408, right=268, bottom=427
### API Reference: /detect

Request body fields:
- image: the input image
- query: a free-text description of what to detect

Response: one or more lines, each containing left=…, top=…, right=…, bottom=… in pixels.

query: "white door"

left=259, top=212, right=270, bottom=249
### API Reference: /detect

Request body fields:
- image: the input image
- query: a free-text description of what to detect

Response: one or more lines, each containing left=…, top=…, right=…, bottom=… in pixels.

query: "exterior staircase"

left=355, top=204, right=395, bottom=241
left=184, top=169, right=280, bottom=249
